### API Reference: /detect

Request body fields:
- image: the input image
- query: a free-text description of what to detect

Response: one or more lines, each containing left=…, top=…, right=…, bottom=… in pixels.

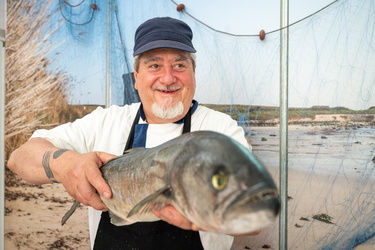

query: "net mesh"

left=51, top=0, right=375, bottom=248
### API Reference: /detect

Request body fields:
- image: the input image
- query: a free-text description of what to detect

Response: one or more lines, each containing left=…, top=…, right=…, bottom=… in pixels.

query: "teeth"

left=154, top=86, right=180, bottom=92
left=160, top=89, right=177, bottom=93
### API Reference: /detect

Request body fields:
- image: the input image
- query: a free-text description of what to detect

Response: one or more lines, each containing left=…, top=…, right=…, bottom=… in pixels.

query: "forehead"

left=140, top=48, right=190, bottom=61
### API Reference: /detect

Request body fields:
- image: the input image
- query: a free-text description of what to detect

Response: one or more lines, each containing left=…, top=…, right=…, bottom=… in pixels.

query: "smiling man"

left=134, top=48, right=196, bottom=123
left=8, top=17, right=257, bottom=250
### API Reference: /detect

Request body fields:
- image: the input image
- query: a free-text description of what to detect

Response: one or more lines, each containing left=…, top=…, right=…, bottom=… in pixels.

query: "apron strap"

left=124, top=104, right=192, bottom=153
left=123, top=107, right=141, bottom=154
left=182, top=108, right=191, bottom=134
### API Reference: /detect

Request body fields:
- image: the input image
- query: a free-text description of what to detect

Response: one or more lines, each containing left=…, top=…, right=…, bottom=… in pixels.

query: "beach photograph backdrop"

left=4, top=0, right=375, bottom=249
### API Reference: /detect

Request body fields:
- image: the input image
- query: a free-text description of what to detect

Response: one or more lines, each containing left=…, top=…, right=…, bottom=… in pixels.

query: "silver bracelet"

left=42, top=151, right=59, bottom=183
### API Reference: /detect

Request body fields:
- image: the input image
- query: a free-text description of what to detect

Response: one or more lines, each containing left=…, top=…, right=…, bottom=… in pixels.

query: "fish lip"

left=231, top=188, right=279, bottom=208
left=222, top=182, right=280, bottom=219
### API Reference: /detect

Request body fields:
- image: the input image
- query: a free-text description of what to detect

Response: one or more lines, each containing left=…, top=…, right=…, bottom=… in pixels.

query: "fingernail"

left=103, top=191, right=110, bottom=199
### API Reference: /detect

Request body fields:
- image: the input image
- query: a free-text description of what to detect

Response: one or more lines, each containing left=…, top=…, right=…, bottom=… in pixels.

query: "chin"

left=152, top=101, right=184, bottom=120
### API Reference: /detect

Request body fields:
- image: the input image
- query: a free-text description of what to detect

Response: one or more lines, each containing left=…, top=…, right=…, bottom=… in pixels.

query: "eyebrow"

left=143, top=55, right=189, bottom=64
left=143, top=56, right=160, bottom=64
left=175, top=56, right=189, bottom=62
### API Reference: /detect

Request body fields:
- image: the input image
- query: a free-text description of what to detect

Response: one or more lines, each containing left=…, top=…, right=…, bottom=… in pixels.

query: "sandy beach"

left=233, top=125, right=375, bottom=250
left=5, top=124, right=375, bottom=249
left=5, top=172, right=90, bottom=249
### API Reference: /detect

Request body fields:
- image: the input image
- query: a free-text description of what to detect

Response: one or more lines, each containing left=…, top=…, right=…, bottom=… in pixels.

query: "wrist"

left=42, top=150, right=59, bottom=183
left=42, top=149, right=75, bottom=184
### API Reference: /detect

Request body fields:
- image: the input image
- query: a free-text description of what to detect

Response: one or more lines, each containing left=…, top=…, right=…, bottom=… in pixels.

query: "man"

left=8, top=17, right=258, bottom=249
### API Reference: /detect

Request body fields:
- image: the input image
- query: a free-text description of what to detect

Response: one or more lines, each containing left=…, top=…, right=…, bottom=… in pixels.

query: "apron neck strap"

left=123, top=103, right=193, bottom=154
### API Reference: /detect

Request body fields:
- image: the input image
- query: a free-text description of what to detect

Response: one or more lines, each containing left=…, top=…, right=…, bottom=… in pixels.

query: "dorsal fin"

left=124, top=147, right=144, bottom=154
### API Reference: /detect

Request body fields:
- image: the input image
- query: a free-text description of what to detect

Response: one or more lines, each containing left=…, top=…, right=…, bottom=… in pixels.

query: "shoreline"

left=5, top=123, right=375, bottom=249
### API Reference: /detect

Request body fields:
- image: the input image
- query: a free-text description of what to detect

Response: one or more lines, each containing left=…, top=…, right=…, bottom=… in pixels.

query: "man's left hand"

left=153, top=206, right=201, bottom=231
left=153, top=206, right=261, bottom=236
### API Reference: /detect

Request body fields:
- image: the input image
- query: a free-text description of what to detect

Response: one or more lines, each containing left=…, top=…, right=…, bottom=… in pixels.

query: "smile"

left=153, top=86, right=181, bottom=93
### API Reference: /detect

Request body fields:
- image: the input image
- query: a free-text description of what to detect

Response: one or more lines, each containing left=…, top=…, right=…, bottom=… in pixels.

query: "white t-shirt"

left=31, top=102, right=251, bottom=250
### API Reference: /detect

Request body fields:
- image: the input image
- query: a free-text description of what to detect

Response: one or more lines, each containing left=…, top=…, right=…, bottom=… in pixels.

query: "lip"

left=219, top=180, right=280, bottom=217
left=157, top=89, right=179, bottom=93
left=153, top=86, right=182, bottom=95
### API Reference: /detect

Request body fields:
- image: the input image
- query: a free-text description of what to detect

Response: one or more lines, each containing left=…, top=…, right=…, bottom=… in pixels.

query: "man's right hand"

left=7, top=137, right=116, bottom=211
left=52, top=150, right=115, bottom=211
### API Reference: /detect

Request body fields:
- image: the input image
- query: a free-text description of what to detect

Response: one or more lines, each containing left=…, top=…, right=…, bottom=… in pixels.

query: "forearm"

left=8, top=137, right=114, bottom=210
left=7, top=137, right=63, bottom=184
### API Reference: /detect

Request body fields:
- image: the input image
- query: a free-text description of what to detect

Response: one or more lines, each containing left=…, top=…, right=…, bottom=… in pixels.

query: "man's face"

left=134, top=48, right=196, bottom=124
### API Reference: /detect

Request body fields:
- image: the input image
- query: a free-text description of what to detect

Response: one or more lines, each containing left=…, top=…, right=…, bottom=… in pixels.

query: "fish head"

left=169, top=131, right=280, bottom=235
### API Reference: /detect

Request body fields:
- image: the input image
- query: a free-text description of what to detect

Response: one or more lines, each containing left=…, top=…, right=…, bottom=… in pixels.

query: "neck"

left=144, top=109, right=189, bottom=124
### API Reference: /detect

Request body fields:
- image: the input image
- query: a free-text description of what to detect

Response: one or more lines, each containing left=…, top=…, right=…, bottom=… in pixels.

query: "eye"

left=174, top=63, right=187, bottom=71
left=150, top=64, right=159, bottom=69
left=211, top=172, right=228, bottom=191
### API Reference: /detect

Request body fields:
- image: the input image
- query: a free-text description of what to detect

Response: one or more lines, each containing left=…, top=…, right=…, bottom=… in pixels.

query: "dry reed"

left=5, top=0, right=69, bottom=159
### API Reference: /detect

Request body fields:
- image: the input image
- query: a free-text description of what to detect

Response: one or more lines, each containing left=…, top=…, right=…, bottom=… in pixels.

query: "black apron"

left=94, top=105, right=204, bottom=250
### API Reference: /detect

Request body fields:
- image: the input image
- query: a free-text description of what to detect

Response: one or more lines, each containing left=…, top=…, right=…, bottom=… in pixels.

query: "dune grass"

left=5, top=0, right=69, bottom=159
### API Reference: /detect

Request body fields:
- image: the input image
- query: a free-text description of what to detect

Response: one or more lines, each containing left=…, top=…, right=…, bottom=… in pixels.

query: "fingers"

left=153, top=206, right=261, bottom=236
left=191, top=224, right=201, bottom=231
left=76, top=178, right=108, bottom=211
left=249, top=230, right=261, bottom=236
left=97, top=151, right=117, bottom=165
left=56, top=151, right=116, bottom=211
left=93, top=152, right=116, bottom=199
left=231, top=229, right=261, bottom=237
left=153, top=206, right=201, bottom=231
left=84, top=161, right=112, bottom=200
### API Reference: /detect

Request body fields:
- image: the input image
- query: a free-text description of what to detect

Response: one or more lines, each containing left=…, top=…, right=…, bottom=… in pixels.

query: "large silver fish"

left=62, top=131, right=280, bottom=235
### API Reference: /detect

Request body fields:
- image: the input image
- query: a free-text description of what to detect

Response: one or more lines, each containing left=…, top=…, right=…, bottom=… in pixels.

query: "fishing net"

left=29, top=0, right=375, bottom=248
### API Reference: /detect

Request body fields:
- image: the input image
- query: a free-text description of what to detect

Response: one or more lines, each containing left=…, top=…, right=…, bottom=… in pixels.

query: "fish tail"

left=61, top=200, right=81, bottom=226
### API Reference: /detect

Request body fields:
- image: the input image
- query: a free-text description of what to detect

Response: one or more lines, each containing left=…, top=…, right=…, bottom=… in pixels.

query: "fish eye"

left=211, top=172, right=228, bottom=191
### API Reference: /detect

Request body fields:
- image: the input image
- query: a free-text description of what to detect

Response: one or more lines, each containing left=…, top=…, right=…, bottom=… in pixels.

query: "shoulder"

left=194, top=105, right=232, bottom=119
left=192, top=105, right=251, bottom=150
left=31, top=103, right=142, bottom=153
left=89, top=103, right=140, bottom=119
left=193, top=105, right=236, bottom=125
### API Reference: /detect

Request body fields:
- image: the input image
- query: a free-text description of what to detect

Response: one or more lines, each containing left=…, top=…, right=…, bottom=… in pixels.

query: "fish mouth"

left=242, top=189, right=279, bottom=205
left=223, top=183, right=280, bottom=219
left=218, top=186, right=280, bottom=235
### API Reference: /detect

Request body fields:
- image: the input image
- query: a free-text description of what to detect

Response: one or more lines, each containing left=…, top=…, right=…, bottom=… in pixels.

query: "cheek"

left=181, top=73, right=196, bottom=88
left=187, top=79, right=196, bottom=95
left=135, top=74, right=153, bottom=91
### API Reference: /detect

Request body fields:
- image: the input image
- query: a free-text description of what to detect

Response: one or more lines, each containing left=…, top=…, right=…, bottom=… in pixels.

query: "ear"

left=133, top=70, right=139, bottom=90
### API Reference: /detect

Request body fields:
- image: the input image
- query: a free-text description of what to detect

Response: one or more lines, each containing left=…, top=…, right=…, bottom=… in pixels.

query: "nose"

left=160, top=67, right=176, bottom=85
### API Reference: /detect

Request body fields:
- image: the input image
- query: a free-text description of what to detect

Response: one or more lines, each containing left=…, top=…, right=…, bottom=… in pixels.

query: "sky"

left=178, top=0, right=329, bottom=35
left=54, top=0, right=375, bottom=110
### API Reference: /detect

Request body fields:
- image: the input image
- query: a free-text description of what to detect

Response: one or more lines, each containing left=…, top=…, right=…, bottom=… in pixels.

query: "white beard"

left=152, top=99, right=184, bottom=120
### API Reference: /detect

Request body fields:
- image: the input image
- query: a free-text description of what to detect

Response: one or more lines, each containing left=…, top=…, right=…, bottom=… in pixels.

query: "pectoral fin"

left=109, top=211, right=130, bottom=226
left=127, top=185, right=172, bottom=218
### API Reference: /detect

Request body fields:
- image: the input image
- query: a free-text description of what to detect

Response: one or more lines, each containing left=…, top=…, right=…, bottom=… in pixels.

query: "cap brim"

left=133, top=40, right=196, bottom=56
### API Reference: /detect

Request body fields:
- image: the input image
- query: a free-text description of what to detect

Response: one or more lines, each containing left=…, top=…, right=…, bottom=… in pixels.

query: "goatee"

left=152, top=99, right=184, bottom=120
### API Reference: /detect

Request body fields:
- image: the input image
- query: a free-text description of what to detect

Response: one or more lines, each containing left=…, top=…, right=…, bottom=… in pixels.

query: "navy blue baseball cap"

left=133, top=17, right=196, bottom=56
